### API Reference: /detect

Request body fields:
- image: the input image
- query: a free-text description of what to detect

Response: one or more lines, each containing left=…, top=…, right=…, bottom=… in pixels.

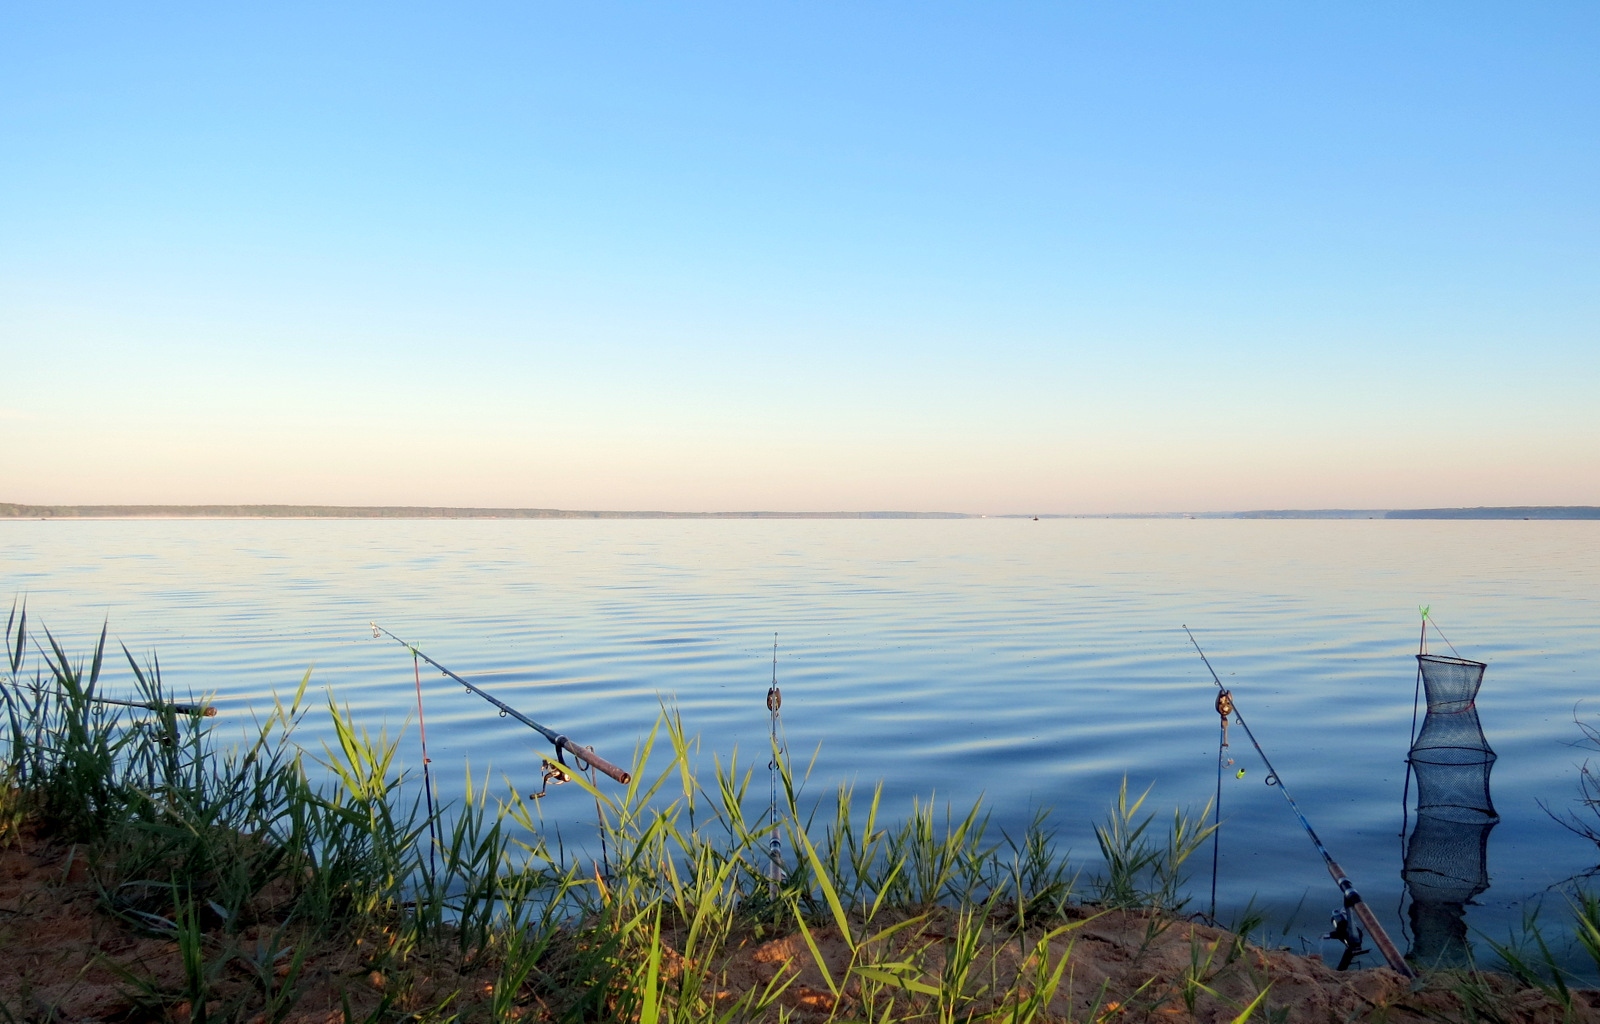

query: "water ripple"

left=3, top=518, right=1598, bottom=969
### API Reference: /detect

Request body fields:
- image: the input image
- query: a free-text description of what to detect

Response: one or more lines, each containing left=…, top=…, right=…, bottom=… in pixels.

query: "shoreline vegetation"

left=2, top=503, right=1599, bottom=521
left=6, top=618, right=1600, bottom=1022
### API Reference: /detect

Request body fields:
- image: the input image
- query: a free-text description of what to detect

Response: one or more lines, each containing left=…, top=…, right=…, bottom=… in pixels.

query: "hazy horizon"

left=4, top=3, right=1596, bottom=513
left=4, top=500, right=1599, bottom=521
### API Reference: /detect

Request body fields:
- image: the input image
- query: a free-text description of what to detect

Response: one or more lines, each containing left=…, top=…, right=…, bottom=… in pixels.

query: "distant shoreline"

left=3, top=502, right=1598, bottom=520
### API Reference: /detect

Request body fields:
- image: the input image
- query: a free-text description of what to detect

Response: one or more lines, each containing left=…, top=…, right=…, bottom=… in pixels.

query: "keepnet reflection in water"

left=1403, top=653, right=1498, bottom=969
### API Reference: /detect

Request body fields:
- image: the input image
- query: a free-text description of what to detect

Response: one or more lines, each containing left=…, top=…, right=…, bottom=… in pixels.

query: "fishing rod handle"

left=1321, top=854, right=1415, bottom=978
left=1350, top=898, right=1416, bottom=979
left=557, top=736, right=632, bottom=785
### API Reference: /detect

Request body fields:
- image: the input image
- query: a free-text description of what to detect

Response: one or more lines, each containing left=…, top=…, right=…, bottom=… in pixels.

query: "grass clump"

left=1, top=606, right=577, bottom=1022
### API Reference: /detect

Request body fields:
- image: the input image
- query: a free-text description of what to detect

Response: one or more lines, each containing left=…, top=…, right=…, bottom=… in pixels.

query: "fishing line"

left=1420, top=608, right=1462, bottom=660
left=370, top=623, right=630, bottom=786
left=1185, top=626, right=1417, bottom=979
left=1210, top=686, right=1233, bottom=922
left=584, top=750, right=611, bottom=880
left=412, top=650, right=439, bottom=879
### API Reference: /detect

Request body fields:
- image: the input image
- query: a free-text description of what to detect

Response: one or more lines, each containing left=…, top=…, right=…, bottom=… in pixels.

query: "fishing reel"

left=532, top=737, right=581, bottom=798
left=532, top=757, right=570, bottom=798
left=1322, top=909, right=1369, bottom=971
left=531, top=739, right=604, bottom=798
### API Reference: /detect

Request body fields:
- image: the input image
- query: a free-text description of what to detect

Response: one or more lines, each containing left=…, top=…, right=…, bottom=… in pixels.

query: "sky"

left=2, top=3, right=1597, bottom=514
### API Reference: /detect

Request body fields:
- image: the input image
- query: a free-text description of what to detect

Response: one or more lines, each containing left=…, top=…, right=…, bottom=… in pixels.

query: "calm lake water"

left=3, top=518, right=1598, bottom=971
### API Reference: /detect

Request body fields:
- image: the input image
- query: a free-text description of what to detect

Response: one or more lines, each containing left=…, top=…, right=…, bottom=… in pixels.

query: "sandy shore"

left=5, top=828, right=1597, bottom=1023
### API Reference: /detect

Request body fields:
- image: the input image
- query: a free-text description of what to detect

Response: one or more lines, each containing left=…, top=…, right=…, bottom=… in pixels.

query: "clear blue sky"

left=3, top=3, right=1596, bottom=513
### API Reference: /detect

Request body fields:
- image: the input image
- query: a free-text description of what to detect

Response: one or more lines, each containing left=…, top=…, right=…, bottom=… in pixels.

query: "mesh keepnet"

left=1404, top=814, right=1494, bottom=969
left=1408, top=655, right=1497, bottom=822
left=1418, top=655, right=1487, bottom=714
left=1403, top=653, right=1498, bottom=969
left=1404, top=813, right=1493, bottom=905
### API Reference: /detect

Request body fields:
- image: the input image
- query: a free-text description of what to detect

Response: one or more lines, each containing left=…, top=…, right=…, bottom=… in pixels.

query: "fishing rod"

left=370, top=623, right=631, bottom=786
left=1185, top=626, right=1417, bottom=979
left=1, top=678, right=215, bottom=718
left=4, top=612, right=216, bottom=719
left=766, top=633, right=786, bottom=898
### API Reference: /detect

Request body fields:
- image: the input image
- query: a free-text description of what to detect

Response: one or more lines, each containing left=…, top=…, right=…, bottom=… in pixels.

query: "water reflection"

left=1403, top=654, right=1498, bottom=969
